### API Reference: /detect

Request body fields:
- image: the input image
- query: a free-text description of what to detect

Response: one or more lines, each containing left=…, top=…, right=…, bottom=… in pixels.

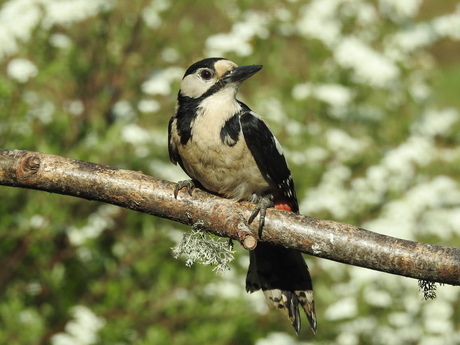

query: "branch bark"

left=1, top=149, right=459, bottom=285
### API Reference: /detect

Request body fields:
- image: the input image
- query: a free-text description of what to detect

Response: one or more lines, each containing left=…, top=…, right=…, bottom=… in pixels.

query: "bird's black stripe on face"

left=175, top=75, right=233, bottom=146
left=220, top=113, right=241, bottom=146
left=175, top=93, right=201, bottom=145
left=200, top=78, right=227, bottom=98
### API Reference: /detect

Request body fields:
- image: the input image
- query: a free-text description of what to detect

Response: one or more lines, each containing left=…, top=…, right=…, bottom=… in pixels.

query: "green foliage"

left=1, top=0, right=460, bottom=344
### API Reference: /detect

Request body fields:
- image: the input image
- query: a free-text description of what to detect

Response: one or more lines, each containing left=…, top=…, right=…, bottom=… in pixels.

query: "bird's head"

left=179, top=58, right=263, bottom=99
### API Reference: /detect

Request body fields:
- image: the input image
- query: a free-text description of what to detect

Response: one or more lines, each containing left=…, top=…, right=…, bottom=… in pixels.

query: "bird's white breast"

left=174, top=92, right=271, bottom=200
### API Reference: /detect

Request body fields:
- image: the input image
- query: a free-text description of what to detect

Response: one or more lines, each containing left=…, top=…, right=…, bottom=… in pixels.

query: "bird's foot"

left=174, top=180, right=195, bottom=198
left=248, top=194, right=274, bottom=235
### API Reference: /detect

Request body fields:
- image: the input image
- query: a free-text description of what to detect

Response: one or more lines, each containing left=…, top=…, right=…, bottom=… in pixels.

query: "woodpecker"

left=168, top=57, right=317, bottom=334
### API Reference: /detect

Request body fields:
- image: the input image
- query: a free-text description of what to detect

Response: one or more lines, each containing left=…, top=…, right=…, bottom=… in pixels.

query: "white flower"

left=336, top=331, right=359, bottom=345
left=355, top=3, right=378, bottom=26
left=324, top=297, right=358, bottom=320
left=206, top=33, right=254, bottom=57
left=257, top=97, right=287, bottom=123
left=363, top=286, right=392, bottom=307
left=121, top=124, right=166, bottom=158
left=50, top=334, right=75, bottom=345
left=26, top=281, right=43, bottom=296
left=23, top=91, right=55, bottom=123
left=325, top=128, right=368, bottom=161
left=0, top=0, right=111, bottom=61
left=0, top=0, right=41, bottom=60
left=363, top=176, right=460, bottom=240
left=204, top=279, right=242, bottom=299
left=411, top=108, right=459, bottom=137
left=334, top=36, right=400, bottom=88
left=383, top=136, right=434, bottom=173
left=205, top=11, right=269, bottom=56
left=292, top=82, right=312, bottom=100
left=149, top=159, right=189, bottom=182
left=121, top=123, right=151, bottom=145
left=296, top=0, right=343, bottom=47
left=19, top=310, right=39, bottom=324
left=7, top=58, right=38, bottom=83
left=42, top=0, right=114, bottom=28
left=142, top=0, right=170, bottom=29
left=255, top=332, right=305, bottom=345
left=292, top=83, right=354, bottom=117
left=112, top=100, right=135, bottom=121
left=388, top=23, right=435, bottom=58
left=29, top=214, right=48, bottom=229
left=138, top=99, right=160, bottom=113
left=293, top=83, right=353, bottom=105
left=300, top=164, right=352, bottom=218
left=49, top=33, right=72, bottom=49
left=161, top=47, right=179, bottom=63
left=51, top=305, right=105, bottom=345
left=142, top=67, right=183, bottom=96
left=409, top=79, right=431, bottom=103
left=432, top=7, right=460, bottom=40
left=314, top=84, right=354, bottom=108
left=379, top=0, right=422, bottom=19
left=67, top=205, right=118, bottom=246
left=423, top=299, right=454, bottom=334
left=65, top=100, right=85, bottom=116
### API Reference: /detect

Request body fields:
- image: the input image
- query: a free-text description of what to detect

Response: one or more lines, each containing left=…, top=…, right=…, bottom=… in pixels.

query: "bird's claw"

left=248, top=194, right=274, bottom=235
left=174, top=180, right=195, bottom=198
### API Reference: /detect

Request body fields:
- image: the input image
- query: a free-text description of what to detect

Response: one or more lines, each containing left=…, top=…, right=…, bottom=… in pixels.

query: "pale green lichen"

left=172, top=223, right=235, bottom=273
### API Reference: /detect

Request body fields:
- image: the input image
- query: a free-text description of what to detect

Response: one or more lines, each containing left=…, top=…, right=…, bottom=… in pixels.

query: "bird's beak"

left=224, top=64, right=263, bottom=84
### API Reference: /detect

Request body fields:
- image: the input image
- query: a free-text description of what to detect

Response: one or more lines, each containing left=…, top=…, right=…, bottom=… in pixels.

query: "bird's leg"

left=248, top=194, right=274, bottom=236
left=174, top=180, right=195, bottom=198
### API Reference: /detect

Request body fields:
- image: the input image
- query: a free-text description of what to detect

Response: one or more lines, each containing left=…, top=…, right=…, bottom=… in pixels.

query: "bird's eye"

left=200, top=69, right=213, bottom=80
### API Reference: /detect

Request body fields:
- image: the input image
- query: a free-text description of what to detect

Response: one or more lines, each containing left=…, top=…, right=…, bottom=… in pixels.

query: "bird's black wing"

left=168, top=116, right=182, bottom=166
left=239, top=108, right=298, bottom=212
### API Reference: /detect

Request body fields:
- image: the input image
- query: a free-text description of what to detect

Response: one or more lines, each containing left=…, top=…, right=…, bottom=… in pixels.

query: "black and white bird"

left=168, top=57, right=317, bottom=334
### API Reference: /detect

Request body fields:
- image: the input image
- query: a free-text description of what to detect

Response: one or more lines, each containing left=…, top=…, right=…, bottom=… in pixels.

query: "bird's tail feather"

left=246, top=242, right=317, bottom=334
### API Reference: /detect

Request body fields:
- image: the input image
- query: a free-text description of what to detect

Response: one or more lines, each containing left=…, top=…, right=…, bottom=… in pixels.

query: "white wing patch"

left=273, top=136, right=284, bottom=156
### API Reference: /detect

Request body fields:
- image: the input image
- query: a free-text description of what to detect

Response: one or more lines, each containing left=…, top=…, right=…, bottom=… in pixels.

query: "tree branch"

left=1, top=149, right=459, bottom=285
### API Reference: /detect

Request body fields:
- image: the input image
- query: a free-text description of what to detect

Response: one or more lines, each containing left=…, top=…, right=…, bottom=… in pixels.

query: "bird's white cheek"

left=180, top=75, right=212, bottom=98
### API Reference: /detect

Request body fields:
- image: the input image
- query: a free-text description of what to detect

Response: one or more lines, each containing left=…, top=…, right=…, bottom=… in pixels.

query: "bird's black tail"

left=246, top=242, right=317, bottom=334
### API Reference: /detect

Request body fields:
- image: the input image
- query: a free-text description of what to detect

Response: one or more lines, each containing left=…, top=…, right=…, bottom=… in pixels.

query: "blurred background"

left=1, top=0, right=459, bottom=344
